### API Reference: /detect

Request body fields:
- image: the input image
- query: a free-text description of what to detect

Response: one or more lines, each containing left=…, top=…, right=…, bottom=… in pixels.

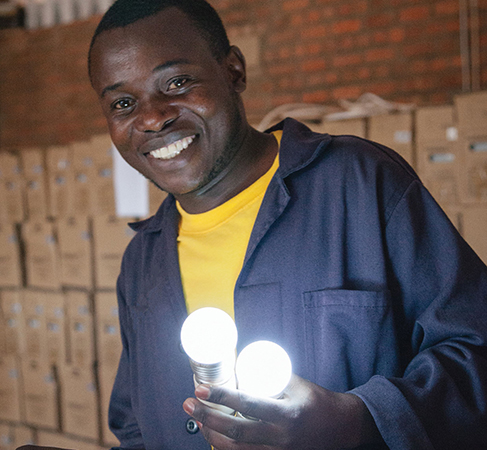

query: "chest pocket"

left=303, top=289, right=399, bottom=392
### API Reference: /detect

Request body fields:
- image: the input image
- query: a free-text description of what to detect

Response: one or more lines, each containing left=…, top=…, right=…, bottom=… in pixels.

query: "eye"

left=112, top=98, right=135, bottom=110
left=167, top=77, right=190, bottom=91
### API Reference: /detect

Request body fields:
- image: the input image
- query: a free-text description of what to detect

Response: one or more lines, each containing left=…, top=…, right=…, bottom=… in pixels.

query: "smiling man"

left=88, top=1, right=487, bottom=450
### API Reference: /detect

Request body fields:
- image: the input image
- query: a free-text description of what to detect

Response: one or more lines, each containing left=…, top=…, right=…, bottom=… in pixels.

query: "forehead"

left=90, top=7, right=215, bottom=85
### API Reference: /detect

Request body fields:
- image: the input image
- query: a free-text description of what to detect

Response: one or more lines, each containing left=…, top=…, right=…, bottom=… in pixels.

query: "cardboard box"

left=0, top=223, right=23, bottom=287
left=0, top=423, right=14, bottom=450
left=368, top=112, right=415, bottom=167
left=98, top=364, right=119, bottom=447
left=66, top=290, right=95, bottom=368
left=21, top=147, right=49, bottom=220
left=58, top=216, right=93, bottom=288
left=22, top=289, right=48, bottom=360
left=21, top=357, right=59, bottom=430
left=417, top=142, right=462, bottom=208
left=22, top=220, right=61, bottom=289
left=0, top=151, right=25, bottom=223
left=149, top=182, right=168, bottom=216
left=60, top=364, right=99, bottom=440
left=441, top=205, right=463, bottom=233
left=311, top=118, right=367, bottom=138
left=454, top=91, right=487, bottom=139
left=45, top=291, right=67, bottom=365
left=11, top=425, right=35, bottom=447
left=90, top=134, right=116, bottom=216
left=1, top=290, right=25, bottom=355
left=0, top=354, right=23, bottom=422
left=461, top=206, right=487, bottom=265
left=71, top=141, right=97, bottom=216
left=415, top=105, right=458, bottom=146
left=95, top=291, right=122, bottom=368
left=458, top=138, right=487, bottom=203
left=46, top=145, right=74, bottom=219
left=92, top=215, right=136, bottom=289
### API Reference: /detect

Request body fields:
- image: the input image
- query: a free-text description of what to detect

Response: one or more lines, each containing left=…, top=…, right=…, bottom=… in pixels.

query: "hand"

left=183, top=374, right=382, bottom=449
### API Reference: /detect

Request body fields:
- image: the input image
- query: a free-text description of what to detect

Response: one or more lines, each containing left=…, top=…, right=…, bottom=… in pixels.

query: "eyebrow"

left=153, top=58, right=192, bottom=73
left=100, top=59, right=192, bottom=98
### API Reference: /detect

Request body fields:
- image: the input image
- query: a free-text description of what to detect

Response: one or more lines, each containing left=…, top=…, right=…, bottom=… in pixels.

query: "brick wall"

left=0, top=0, right=486, bottom=148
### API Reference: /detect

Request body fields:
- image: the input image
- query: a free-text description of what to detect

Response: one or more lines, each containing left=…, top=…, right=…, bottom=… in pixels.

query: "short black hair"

left=89, top=0, right=231, bottom=69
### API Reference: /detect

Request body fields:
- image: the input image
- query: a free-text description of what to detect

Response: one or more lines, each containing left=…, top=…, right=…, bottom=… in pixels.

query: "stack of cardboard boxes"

left=310, top=91, right=487, bottom=265
left=0, top=91, right=486, bottom=449
left=0, top=134, right=167, bottom=449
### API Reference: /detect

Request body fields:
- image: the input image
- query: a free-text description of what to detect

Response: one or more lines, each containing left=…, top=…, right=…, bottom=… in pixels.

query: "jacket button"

left=186, top=418, right=199, bottom=434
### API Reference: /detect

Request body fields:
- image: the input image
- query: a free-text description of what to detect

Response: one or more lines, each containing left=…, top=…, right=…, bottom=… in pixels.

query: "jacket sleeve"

left=350, top=179, right=487, bottom=450
left=108, top=274, right=145, bottom=450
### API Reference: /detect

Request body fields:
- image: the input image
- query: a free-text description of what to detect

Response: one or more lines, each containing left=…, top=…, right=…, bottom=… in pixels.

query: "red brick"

left=338, top=1, right=367, bottom=15
left=301, top=24, right=328, bottom=39
left=278, top=47, right=293, bottom=60
left=390, top=28, right=406, bottom=43
left=430, top=58, right=449, bottom=71
left=367, top=12, right=394, bottom=28
left=302, top=59, right=327, bottom=72
left=403, top=42, right=434, bottom=57
left=332, top=19, right=362, bottom=34
left=332, top=86, right=363, bottom=100
left=333, top=54, right=363, bottom=67
left=268, top=30, right=295, bottom=45
left=435, top=0, right=459, bottom=15
left=302, top=90, right=329, bottom=103
left=400, top=6, right=430, bottom=22
left=291, top=15, right=305, bottom=26
left=365, top=48, right=395, bottom=62
left=283, top=0, right=309, bottom=11
left=267, top=63, right=295, bottom=76
left=366, top=80, right=396, bottom=96
left=308, top=10, right=322, bottom=22
left=374, top=65, right=391, bottom=77
left=325, top=72, right=339, bottom=84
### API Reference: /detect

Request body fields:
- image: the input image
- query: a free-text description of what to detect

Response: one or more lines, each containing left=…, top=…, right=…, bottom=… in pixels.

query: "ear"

left=225, top=45, right=247, bottom=93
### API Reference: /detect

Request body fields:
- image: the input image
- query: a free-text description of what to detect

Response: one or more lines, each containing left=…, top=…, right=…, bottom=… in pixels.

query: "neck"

left=176, top=126, right=279, bottom=214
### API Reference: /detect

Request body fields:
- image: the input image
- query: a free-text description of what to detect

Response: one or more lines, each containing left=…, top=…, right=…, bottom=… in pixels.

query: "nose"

left=134, top=97, right=177, bottom=133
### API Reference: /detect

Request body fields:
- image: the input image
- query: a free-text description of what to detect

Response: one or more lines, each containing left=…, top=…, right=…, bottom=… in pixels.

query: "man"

left=87, top=0, right=487, bottom=449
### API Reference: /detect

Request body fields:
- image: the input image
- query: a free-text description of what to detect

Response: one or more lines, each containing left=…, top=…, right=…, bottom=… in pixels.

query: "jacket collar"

left=129, top=118, right=331, bottom=234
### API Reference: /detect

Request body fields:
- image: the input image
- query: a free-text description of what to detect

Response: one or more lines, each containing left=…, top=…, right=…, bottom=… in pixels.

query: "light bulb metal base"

left=189, top=351, right=235, bottom=385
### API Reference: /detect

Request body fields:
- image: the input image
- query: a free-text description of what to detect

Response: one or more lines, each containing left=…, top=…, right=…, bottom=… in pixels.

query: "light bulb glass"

left=181, top=307, right=238, bottom=414
left=181, top=307, right=237, bottom=365
left=236, top=340, right=292, bottom=399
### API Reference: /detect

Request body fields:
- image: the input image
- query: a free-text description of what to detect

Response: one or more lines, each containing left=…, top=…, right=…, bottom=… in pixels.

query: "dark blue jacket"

left=110, top=119, right=487, bottom=449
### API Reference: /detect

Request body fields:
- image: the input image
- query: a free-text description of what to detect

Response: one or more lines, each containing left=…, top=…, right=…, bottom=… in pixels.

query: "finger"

left=195, top=383, right=287, bottom=423
left=201, top=424, right=276, bottom=450
left=184, top=396, right=285, bottom=447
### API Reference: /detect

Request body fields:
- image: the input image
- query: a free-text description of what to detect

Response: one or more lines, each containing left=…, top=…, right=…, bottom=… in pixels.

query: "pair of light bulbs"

left=181, top=307, right=292, bottom=406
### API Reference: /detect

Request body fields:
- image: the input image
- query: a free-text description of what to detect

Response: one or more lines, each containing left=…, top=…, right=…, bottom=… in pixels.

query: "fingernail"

left=195, top=384, right=210, bottom=400
left=183, top=400, right=194, bottom=415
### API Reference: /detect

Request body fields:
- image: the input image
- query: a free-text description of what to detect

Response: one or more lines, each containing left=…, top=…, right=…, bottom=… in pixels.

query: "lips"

left=148, top=135, right=196, bottom=160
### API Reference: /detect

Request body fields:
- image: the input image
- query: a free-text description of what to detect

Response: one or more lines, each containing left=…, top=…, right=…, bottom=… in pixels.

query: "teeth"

left=150, top=136, right=195, bottom=160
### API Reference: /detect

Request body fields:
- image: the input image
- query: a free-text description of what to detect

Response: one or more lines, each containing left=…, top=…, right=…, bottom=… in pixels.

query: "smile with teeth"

left=149, top=135, right=195, bottom=160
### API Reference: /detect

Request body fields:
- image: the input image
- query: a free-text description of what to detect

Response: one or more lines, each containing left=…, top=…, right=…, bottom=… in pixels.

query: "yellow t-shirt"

left=177, top=131, right=282, bottom=319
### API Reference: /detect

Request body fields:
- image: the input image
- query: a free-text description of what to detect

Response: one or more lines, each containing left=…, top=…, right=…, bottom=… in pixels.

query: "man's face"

left=90, top=8, right=247, bottom=200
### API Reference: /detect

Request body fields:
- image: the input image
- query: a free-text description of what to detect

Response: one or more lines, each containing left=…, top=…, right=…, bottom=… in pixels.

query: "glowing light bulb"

left=236, top=340, right=292, bottom=399
left=181, top=307, right=238, bottom=413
